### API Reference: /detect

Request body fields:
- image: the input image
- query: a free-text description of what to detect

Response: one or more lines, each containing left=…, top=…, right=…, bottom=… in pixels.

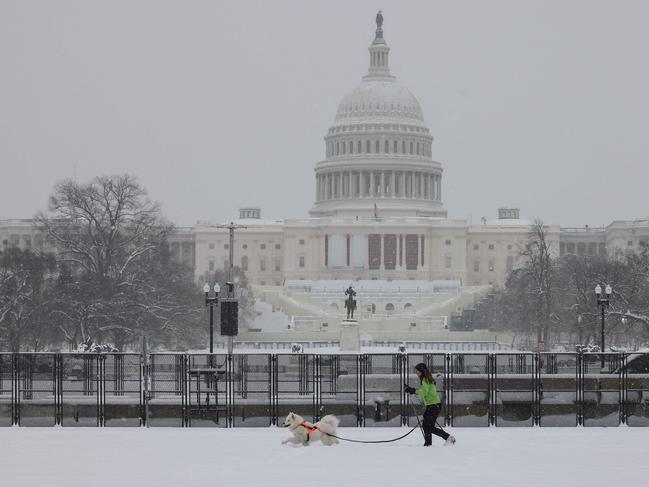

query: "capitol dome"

left=334, top=80, right=425, bottom=124
left=310, top=12, right=446, bottom=219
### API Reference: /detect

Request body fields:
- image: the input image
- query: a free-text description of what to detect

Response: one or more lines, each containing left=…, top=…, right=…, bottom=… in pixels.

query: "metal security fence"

left=0, top=352, right=646, bottom=428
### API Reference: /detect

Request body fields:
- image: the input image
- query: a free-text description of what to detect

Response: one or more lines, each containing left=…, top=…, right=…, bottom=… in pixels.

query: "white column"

left=380, top=171, right=385, bottom=197
left=437, top=176, right=441, bottom=201
left=401, top=172, right=406, bottom=198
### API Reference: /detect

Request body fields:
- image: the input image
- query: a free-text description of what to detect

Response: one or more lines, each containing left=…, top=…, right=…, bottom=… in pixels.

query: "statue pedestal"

left=340, top=319, right=360, bottom=352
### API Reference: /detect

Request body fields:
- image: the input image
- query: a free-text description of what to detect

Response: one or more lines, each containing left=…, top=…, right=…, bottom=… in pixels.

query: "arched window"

left=409, top=142, right=413, bottom=155
left=342, top=142, right=346, bottom=155
left=402, top=141, right=406, bottom=153
left=336, top=142, right=339, bottom=155
left=385, top=303, right=395, bottom=313
left=349, top=141, right=353, bottom=154
left=404, top=303, right=413, bottom=311
left=330, top=303, right=339, bottom=310
left=393, top=140, right=398, bottom=153
left=366, top=140, right=371, bottom=153
left=417, top=142, right=420, bottom=155
left=241, top=256, right=249, bottom=272
left=375, top=140, right=380, bottom=153
left=357, top=140, right=362, bottom=153
left=384, top=140, right=389, bottom=153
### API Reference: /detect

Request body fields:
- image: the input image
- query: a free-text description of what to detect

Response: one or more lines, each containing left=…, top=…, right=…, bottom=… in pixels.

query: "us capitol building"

left=2, top=14, right=648, bottom=346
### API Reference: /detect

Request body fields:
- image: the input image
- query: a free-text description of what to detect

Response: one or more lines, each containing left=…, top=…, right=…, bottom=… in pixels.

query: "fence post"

left=576, top=353, right=583, bottom=426
left=488, top=353, right=496, bottom=426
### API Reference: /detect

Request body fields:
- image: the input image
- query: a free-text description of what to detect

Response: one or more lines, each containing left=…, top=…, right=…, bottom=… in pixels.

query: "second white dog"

left=282, top=412, right=340, bottom=446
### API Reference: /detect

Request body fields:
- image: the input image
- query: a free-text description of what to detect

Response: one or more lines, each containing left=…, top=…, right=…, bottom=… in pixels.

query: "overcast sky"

left=1, top=0, right=648, bottom=228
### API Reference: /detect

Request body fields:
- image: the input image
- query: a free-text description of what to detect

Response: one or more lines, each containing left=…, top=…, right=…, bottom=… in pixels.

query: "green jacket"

left=416, top=378, right=441, bottom=405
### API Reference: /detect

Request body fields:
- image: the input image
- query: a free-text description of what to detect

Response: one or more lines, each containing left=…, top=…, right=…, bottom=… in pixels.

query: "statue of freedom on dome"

left=376, top=10, right=383, bottom=29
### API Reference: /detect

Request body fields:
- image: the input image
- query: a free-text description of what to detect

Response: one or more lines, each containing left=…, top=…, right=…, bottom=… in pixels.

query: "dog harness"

left=299, top=421, right=321, bottom=442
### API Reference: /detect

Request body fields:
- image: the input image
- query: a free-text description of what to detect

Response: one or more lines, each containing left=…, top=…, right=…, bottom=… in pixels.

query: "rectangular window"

left=209, top=260, right=215, bottom=271
left=224, top=260, right=229, bottom=270
left=473, top=259, right=480, bottom=272
left=299, top=239, right=305, bottom=245
left=488, top=260, right=495, bottom=272
left=445, top=239, right=451, bottom=246
left=473, top=244, right=479, bottom=250
left=405, top=234, right=419, bottom=270
left=260, top=259, right=266, bottom=271
left=383, top=234, right=396, bottom=270
left=260, top=243, right=266, bottom=250
left=445, top=255, right=452, bottom=269
left=209, top=243, right=215, bottom=249
left=274, top=258, right=281, bottom=271
left=275, top=243, right=281, bottom=250
left=224, top=244, right=229, bottom=249
left=420, top=235, right=425, bottom=266
left=488, top=244, right=494, bottom=250
left=298, top=255, right=305, bottom=268
left=368, top=234, right=381, bottom=270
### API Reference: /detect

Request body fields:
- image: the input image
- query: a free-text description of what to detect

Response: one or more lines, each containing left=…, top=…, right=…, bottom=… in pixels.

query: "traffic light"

left=220, top=299, right=239, bottom=336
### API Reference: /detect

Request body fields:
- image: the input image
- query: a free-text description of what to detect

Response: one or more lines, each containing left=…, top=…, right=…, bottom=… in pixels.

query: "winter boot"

left=423, top=433, right=432, bottom=446
left=445, top=435, right=456, bottom=446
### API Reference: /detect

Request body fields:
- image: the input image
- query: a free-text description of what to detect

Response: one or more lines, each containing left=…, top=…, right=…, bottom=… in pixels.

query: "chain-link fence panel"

left=318, top=354, right=362, bottom=427
left=494, top=353, right=535, bottom=427
left=362, top=354, right=403, bottom=427
left=623, top=353, right=649, bottom=427
left=275, top=354, right=315, bottom=423
left=405, top=354, right=448, bottom=428
left=538, top=353, right=579, bottom=426
left=59, top=354, right=100, bottom=426
left=104, top=354, right=142, bottom=427
left=16, top=354, right=56, bottom=426
left=0, top=354, right=13, bottom=426
left=148, top=354, right=187, bottom=427
left=582, top=353, right=623, bottom=427
left=448, top=354, right=490, bottom=427
left=230, top=354, right=272, bottom=427
left=187, top=354, right=227, bottom=427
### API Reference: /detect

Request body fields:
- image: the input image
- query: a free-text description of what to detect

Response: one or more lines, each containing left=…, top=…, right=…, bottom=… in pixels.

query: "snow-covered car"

left=616, top=353, right=649, bottom=374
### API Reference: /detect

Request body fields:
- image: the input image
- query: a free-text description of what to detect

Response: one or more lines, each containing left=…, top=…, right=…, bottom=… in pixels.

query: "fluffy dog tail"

left=319, top=415, right=340, bottom=428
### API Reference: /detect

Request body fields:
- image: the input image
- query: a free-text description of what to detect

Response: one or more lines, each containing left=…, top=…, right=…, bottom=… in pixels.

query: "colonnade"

left=316, top=170, right=441, bottom=202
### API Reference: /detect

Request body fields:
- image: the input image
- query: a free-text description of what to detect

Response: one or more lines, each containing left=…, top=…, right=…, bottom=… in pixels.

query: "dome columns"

left=315, top=168, right=442, bottom=203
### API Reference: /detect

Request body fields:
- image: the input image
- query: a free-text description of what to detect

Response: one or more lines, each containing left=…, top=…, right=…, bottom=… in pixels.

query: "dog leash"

left=325, top=424, right=420, bottom=444
left=324, top=398, right=446, bottom=444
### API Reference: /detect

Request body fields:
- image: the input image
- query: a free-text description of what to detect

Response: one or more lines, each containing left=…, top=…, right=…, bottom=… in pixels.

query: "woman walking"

left=405, top=362, right=456, bottom=447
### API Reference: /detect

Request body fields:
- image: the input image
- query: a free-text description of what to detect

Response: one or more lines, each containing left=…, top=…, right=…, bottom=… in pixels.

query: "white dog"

left=282, top=412, right=340, bottom=446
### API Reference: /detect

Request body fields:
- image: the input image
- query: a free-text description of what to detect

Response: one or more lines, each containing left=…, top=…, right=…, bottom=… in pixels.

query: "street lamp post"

left=595, top=284, right=612, bottom=368
left=204, top=283, right=221, bottom=354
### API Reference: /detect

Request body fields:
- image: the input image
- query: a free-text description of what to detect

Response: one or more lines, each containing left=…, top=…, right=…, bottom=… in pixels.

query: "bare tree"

left=519, top=220, right=557, bottom=347
left=37, top=175, right=199, bottom=350
left=0, top=248, right=56, bottom=351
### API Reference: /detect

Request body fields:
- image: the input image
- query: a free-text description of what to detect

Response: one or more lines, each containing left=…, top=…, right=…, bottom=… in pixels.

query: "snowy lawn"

left=1, top=427, right=647, bottom=487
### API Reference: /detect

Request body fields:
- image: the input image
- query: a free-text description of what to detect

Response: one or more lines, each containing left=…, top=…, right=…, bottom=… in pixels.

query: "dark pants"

left=422, top=404, right=449, bottom=444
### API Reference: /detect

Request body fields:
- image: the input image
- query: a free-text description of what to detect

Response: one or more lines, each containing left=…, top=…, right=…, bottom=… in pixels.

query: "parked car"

left=613, top=353, right=649, bottom=374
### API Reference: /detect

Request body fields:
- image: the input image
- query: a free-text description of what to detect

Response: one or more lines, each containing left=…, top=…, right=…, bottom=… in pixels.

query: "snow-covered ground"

left=1, top=427, right=647, bottom=486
